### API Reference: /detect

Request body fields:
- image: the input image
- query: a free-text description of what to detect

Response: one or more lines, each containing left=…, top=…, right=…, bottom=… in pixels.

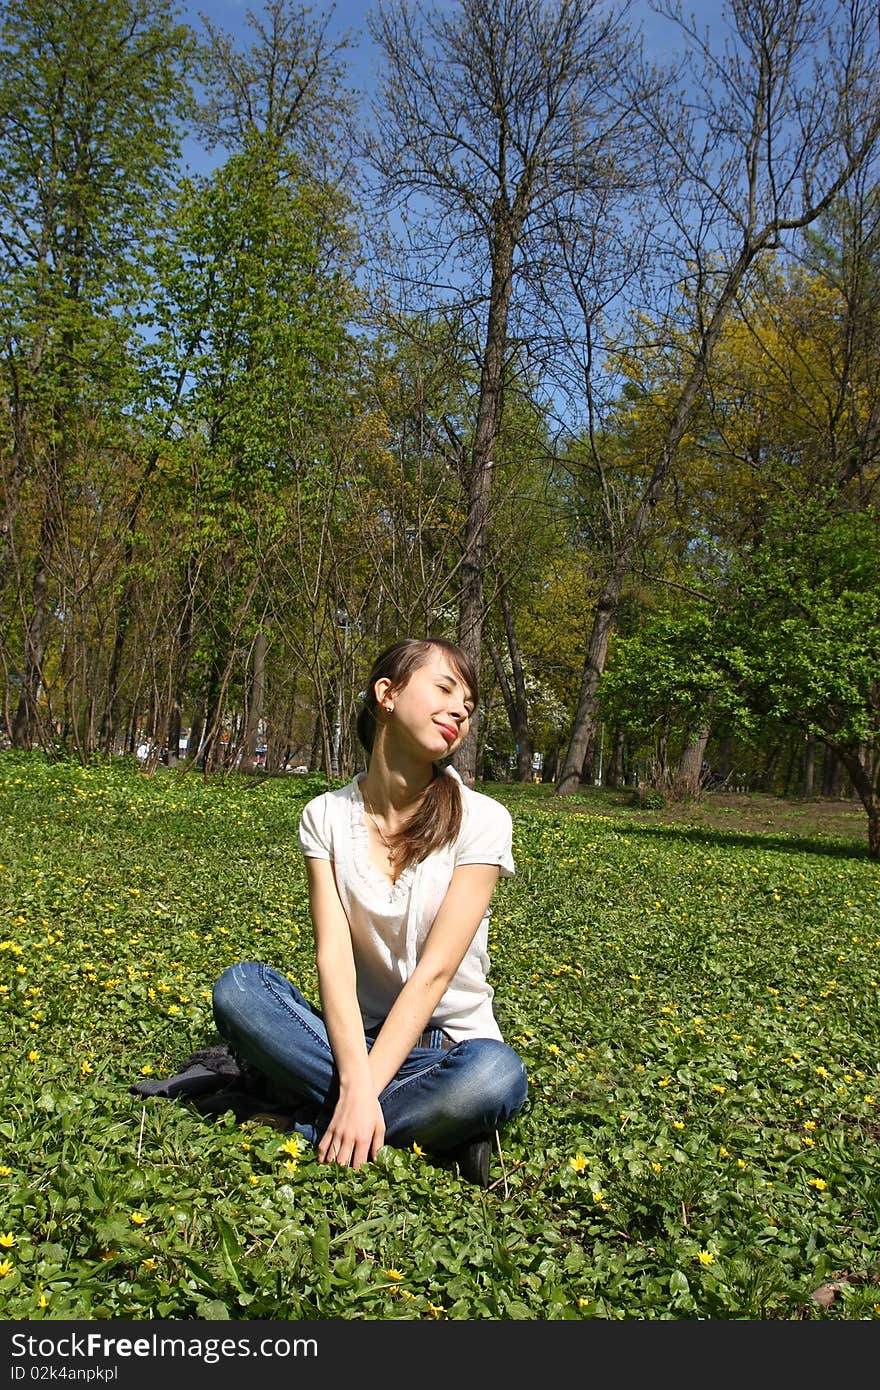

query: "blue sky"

left=182, top=0, right=733, bottom=111
left=183, top=0, right=384, bottom=93
left=179, top=0, right=733, bottom=185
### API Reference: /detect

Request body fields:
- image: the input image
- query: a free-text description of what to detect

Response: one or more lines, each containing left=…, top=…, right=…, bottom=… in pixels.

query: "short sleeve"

left=297, top=793, right=332, bottom=860
left=454, top=792, right=515, bottom=878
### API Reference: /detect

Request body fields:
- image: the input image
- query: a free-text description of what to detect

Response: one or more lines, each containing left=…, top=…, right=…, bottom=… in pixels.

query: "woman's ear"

left=374, top=677, right=394, bottom=708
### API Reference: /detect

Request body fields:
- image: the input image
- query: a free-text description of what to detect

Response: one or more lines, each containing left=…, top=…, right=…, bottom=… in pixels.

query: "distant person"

left=212, top=637, right=527, bottom=1186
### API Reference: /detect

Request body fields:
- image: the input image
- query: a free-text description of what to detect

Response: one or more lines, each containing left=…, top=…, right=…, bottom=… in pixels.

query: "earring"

left=385, top=703, right=393, bottom=712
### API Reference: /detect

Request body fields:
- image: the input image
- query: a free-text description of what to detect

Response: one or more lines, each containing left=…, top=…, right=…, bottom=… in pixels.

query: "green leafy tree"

left=722, top=503, right=880, bottom=857
left=557, top=0, right=880, bottom=793
left=0, top=0, right=191, bottom=748
left=141, top=5, right=359, bottom=772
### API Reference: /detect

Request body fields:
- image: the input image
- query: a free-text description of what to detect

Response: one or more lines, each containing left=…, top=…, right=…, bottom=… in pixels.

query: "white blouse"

left=297, top=767, right=515, bottom=1042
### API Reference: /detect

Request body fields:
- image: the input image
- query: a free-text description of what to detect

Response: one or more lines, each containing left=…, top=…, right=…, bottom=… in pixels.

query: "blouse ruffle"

left=348, top=774, right=416, bottom=905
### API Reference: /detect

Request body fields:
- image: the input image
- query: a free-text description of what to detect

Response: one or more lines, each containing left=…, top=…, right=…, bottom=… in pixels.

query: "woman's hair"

left=356, top=637, right=479, bottom=869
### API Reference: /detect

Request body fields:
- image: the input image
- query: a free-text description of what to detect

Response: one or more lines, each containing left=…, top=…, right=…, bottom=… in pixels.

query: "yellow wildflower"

left=28, top=1050, right=39, bottom=1063
left=568, top=1153, right=589, bottom=1173
left=0, top=1233, right=15, bottom=1248
left=0, top=1167, right=10, bottom=1177
left=385, top=1269, right=404, bottom=1281
left=0, top=1260, right=13, bottom=1277
left=412, top=1142, right=425, bottom=1158
left=130, top=1212, right=147, bottom=1226
left=808, top=1178, right=828, bottom=1191
left=697, top=1250, right=715, bottom=1266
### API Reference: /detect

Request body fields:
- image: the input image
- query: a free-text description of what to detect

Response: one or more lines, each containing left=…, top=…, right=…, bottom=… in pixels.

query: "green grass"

left=1, top=752, right=879, bottom=1320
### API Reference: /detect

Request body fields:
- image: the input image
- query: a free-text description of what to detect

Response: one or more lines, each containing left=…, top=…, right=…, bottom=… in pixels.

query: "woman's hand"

left=317, top=1090, right=386, bottom=1169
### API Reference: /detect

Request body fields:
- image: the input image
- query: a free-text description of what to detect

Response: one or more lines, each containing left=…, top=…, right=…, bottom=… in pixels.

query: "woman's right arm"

left=304, top=857, right=386, bottom=1167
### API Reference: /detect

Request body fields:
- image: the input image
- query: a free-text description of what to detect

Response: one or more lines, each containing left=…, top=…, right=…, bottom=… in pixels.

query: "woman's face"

left=380, top=646, right=475, bottom=761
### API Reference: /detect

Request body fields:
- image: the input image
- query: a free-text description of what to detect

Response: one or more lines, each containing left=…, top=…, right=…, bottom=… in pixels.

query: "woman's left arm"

left=366, top=862, right=500, bottom=1096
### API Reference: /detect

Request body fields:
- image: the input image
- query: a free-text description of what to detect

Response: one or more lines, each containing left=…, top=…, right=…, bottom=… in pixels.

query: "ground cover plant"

left=1, top=752, right=879, bottom=1321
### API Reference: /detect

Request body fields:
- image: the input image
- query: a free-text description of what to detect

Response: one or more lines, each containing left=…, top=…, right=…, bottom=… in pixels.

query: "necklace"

left=361, top=790, right=397, bottom=875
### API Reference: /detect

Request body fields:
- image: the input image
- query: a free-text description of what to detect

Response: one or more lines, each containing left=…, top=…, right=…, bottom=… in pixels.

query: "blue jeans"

left=212, top=960, right=528, bottom=1153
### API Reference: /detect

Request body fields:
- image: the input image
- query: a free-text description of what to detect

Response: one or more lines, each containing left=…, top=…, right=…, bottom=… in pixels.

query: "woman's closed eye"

left=439, top=682, right=473, bottom=715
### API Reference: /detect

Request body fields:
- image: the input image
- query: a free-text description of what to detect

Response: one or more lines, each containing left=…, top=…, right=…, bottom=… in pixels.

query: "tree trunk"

left=716, top=734, right=733, bottom=780
left=607, top=727, right=626, bottom=788
left=802, top=736, right=816, bottom=797
left=676, top=722, right=712, bottom=797
left=655, top=718, right=670, bottom=788
left=580, top=736, right=595, bottom=786
left=782, top=738, right=799, bottom=797
left=12, top=491, right=57, bottom=748
left=240, top=628, right=267, bottom=772
left=485, top=583, right=532, bottom=781
left=200, top=648, right=226, bottom=775
left=0, top=424, right=27, bottom=598
left=309, top=715, right=323, bottom=774
left=183, top=711, right=203, bottom=770
left=837, top=743, right=880, bottom=860
left=821, top=745, right=843, bottom=798
left=99, top=453, right=160, bottom=751
left=759, top=742, right=782, bottom=792
left=166, top=703, right=182, bottom=766
left=455, top=202, right=525, bottom=785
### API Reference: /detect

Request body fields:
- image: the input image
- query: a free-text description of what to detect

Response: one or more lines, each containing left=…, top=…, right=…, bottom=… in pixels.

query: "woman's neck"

left=360, top=746, right=435, bottom=818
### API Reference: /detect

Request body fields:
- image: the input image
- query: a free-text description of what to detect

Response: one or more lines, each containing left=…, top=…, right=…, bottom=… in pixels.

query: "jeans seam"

left=258, top=964, right=333, bottom=1056
left=381, top=1055, right=448, bottom=1101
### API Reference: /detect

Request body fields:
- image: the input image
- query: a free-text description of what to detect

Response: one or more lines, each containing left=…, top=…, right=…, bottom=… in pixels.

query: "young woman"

left=211, top=637, right=528, bottom=1186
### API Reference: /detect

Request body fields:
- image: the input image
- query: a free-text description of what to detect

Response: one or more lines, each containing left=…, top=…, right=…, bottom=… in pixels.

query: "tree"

left=598, top=596, right=743, bottom=796
left=366, top=0, right=632, bottom=781
left=0, top=0, right=191, bottom=749
left=556, top=0, right=880, bottom=793
left=723, top=503, right=880, bottom=857
left=141, top=2, right=359, bottom=773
